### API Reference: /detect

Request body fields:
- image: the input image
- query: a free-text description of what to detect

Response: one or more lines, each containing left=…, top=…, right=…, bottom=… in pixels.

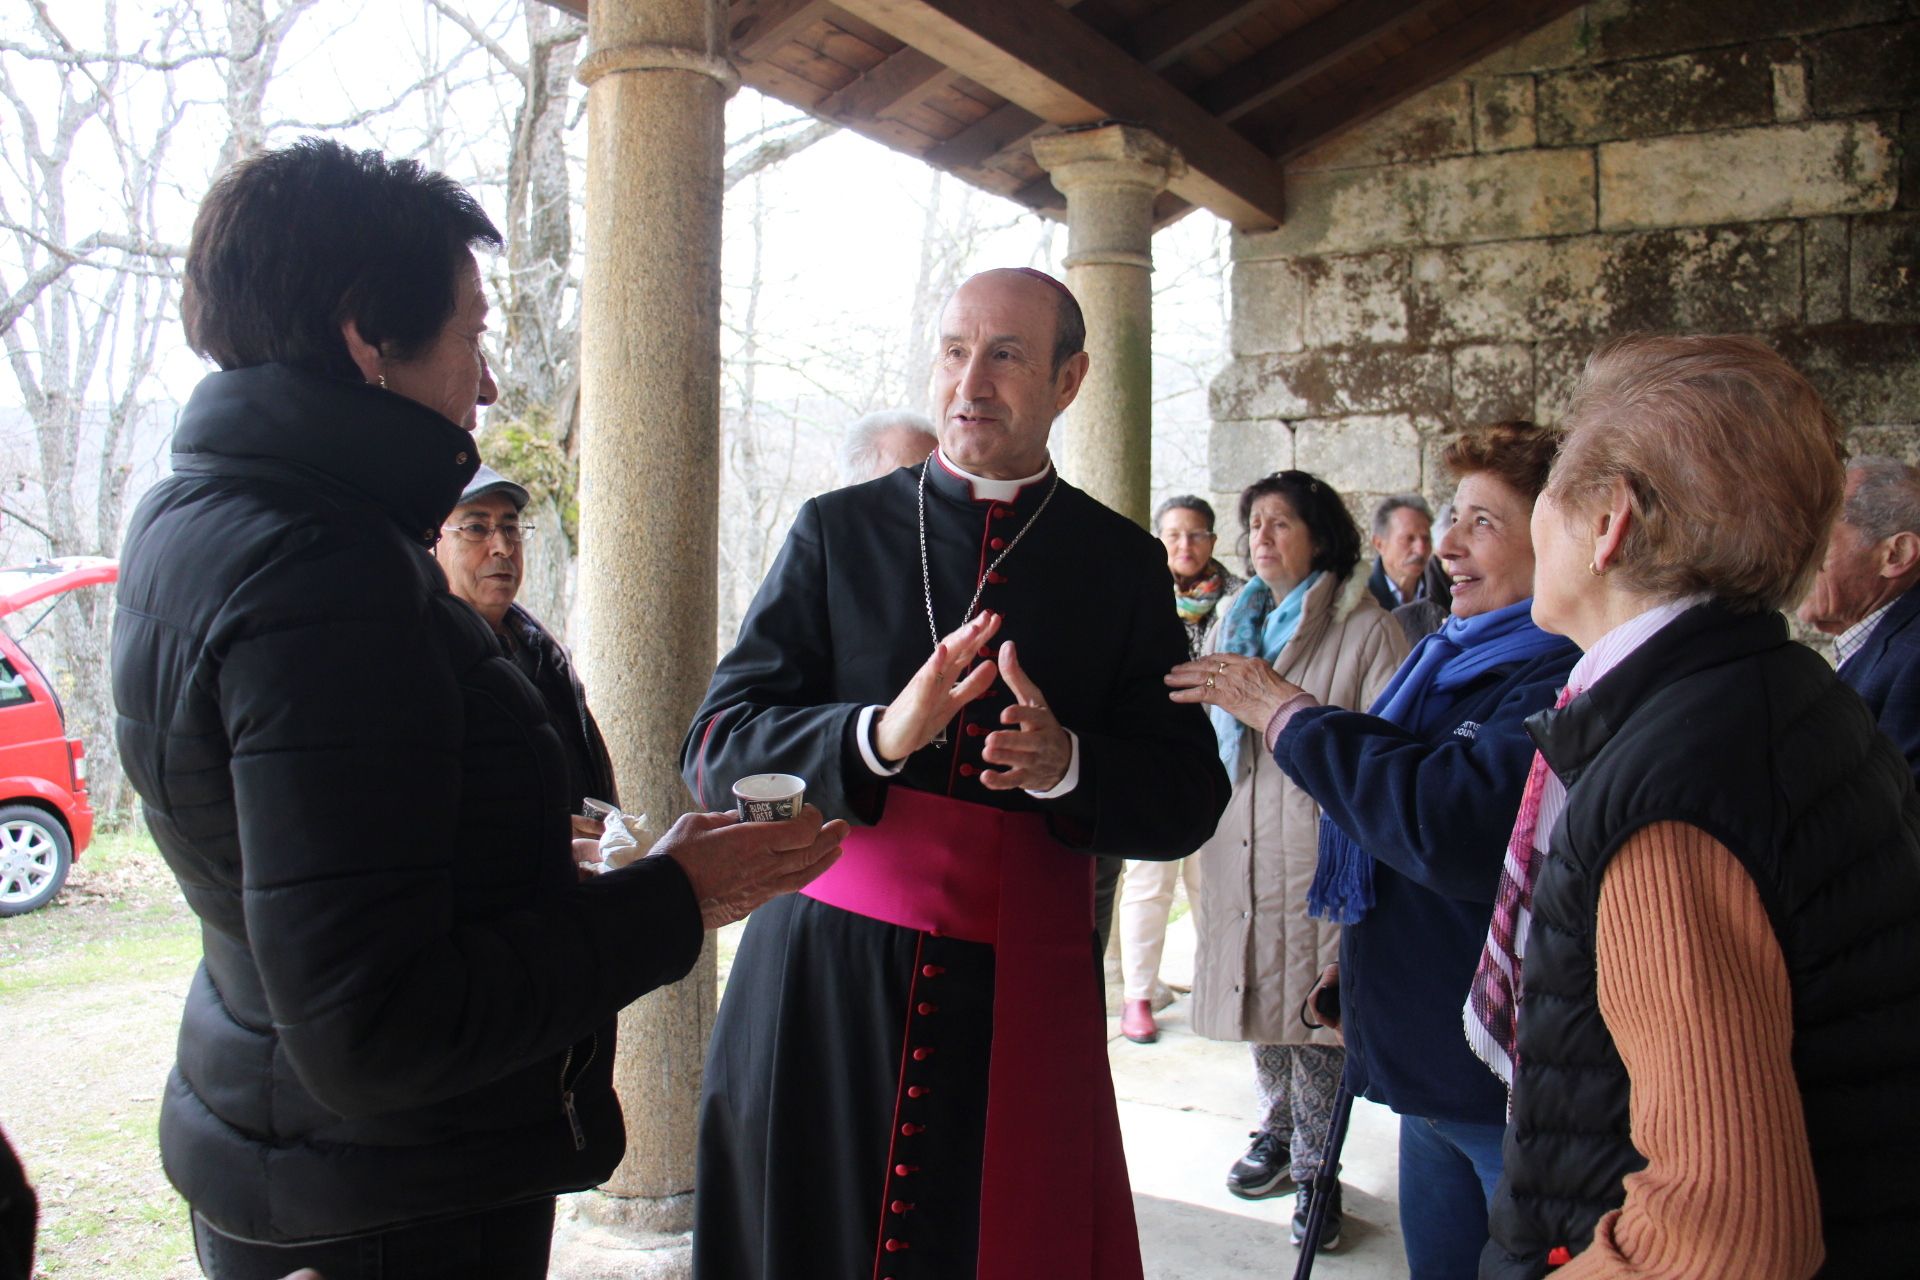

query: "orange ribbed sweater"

left=1559, top=821, right=1825, bottom=1280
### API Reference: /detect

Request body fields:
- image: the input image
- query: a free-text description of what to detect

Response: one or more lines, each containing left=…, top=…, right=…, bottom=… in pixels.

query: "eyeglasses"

left=1160, top=530, right=1217, bottom=544
left=441, top=521, right=534, bottom=546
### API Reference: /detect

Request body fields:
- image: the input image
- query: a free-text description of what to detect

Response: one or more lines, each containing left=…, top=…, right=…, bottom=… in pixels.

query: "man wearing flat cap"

left=685, top=269, right=1228, bottom=1280
left=438, top=465, right=616, bottom=811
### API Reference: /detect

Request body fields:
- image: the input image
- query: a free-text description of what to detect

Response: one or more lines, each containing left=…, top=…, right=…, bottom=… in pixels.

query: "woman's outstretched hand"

left=1165, top=653, right=1305, bottom=731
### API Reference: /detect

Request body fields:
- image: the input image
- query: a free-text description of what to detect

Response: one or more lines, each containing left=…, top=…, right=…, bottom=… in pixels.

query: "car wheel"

left=0, top=805, right=72, bottom=917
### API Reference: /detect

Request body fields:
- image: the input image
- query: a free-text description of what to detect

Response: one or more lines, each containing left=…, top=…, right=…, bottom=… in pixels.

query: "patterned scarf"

left=1464, top=681, right=1579, bottom=1090
left=1307, top=600, right=1567, bottom=924
left=1174, top=561, right=1230, bottom=628
left=1211, top=572, right=1320, bottom=778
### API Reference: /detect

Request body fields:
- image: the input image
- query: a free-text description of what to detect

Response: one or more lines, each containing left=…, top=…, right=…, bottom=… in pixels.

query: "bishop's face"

left=928, top=271, right=1088, bottom=481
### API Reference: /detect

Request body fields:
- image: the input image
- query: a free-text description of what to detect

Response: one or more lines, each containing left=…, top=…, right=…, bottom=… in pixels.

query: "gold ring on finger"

left=1205, top=675, right=1216, bottom=689
left=1216, top=661, right=1228, bottom=673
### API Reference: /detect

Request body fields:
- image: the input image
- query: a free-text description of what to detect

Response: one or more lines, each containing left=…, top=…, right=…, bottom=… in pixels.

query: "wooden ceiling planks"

left=544, top=0, right=1588, bottom=231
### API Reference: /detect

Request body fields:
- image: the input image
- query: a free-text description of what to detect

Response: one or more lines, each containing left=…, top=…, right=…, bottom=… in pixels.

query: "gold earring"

left=1588, top=559, right=1604, bottom=576
left=376, top=374, right=388, bottom=389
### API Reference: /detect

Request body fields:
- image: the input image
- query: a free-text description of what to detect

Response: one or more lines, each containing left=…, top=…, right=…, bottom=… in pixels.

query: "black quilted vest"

left=1482, top=603, right=1920, bottom=1279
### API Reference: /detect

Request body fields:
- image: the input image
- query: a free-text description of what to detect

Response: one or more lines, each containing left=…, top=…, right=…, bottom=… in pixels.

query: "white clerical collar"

left=933, top=448, right=1053, bottom=503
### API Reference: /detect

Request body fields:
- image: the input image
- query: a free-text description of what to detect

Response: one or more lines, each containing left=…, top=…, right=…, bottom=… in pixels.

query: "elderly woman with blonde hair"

left=1458, top=335, right=1920, bottom=1279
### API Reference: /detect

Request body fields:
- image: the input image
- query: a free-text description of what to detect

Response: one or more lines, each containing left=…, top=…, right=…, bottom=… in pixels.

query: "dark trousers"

left=192, top=1197, right=555, bottom=1280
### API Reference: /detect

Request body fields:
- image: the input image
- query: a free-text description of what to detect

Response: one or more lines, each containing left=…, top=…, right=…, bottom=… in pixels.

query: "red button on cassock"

left=986, top=571, right=1006, bottom=584
left=895, top=1163, right=919, bottom=1176
left=917, top=1002, right=937, bottom=1015
left=921, top=964, right=945, bottom=977
left=900, top=1122, right=924, bottom=1136
left=908, top=1085, right=929, bottom=1098
left=885, top=1239, right=910, bottom=1253
left=913, top=1047, right=934, bottom=1061
left=891, top=1200, right=915, bottom=1214
left=992, top=505, right=1011, bottom=519
left=989, top=537, right=1007, bottom=550
left=958, top=763, right=976, bottom=777
left=965, top=723, right=985, bottom=738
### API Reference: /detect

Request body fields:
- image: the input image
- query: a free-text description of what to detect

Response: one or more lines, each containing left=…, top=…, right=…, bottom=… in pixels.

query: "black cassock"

left=683, top=455, right=1228, bottom=1279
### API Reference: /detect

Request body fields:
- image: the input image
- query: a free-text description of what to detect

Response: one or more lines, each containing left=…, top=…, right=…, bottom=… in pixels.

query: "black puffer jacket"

left=112, top=364, right=702, bottom=1244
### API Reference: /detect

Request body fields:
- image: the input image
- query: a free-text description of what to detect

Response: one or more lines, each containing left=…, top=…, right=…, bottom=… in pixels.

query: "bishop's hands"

left=875, top=610, right=1004, bottom=763
left=979, top=640, right=1070, bottom=792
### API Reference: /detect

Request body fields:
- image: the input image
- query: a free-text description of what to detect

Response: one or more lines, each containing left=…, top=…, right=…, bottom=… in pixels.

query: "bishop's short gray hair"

left=1845, top=455, right=1920, bottom=544
left=839, top=410, right=938, bottom=486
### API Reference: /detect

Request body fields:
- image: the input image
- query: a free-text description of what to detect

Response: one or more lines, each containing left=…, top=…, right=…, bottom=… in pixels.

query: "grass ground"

left=0, top=830, right=202, bottom=1278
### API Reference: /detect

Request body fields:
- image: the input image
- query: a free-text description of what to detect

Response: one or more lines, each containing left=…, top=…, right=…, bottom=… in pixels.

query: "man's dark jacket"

left=504, top=603, right=618, bottom=810
left=1838, top=581, right=1920, bottom=783
left=1483, top=604, right=1920, bottom=1279
left=112, top=364, right=701, bottom=1244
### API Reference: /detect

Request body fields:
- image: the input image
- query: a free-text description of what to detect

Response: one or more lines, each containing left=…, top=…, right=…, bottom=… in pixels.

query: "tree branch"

left=425, top=0, right=526, bottom=83
left=724, top=120, right=840, bottom=191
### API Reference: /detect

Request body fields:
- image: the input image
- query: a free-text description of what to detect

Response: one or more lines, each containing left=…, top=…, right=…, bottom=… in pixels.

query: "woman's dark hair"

left=183, top=137, right=503, bottom=379
left=1152, top=493, right=1215, bottom=532
left=1236, top=470, right=1363, bottom=582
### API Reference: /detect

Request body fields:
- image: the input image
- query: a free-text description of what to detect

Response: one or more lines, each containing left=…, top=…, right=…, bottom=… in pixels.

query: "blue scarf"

left=1306, top=598, right=1567, bottom=924
left=1212, top=572, right=1321, bottom=779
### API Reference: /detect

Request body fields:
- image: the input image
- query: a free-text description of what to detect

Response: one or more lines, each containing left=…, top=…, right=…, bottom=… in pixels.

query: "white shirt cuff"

left=856, top=705, right=906, bottom=777
left=1024, top=729, right=1080, bottom=799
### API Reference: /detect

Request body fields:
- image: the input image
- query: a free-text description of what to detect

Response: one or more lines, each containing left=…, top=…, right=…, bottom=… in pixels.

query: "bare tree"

left=0, top=1, right=198, bottom=820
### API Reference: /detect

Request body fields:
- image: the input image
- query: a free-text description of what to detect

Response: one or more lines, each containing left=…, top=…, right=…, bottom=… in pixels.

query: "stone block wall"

left=1207, top=0, right=1920, bottom=547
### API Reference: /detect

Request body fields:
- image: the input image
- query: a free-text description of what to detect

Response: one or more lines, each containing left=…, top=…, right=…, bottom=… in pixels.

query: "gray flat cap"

left=459, top=463, right=529, bottom=510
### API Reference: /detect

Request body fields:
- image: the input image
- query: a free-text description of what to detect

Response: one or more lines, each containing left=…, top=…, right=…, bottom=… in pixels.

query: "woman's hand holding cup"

left=653, top=804, right=846, bottom=930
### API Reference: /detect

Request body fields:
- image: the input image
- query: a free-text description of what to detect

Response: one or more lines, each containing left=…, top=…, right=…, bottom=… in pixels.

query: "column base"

left=548, top=1190, right=694, bottom=1280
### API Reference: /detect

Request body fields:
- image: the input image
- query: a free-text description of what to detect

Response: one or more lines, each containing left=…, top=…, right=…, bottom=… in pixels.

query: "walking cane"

left=1289, top=1080, right=1355, bottom=1280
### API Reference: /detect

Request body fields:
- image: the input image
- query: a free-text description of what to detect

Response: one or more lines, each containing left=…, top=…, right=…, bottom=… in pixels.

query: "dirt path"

left=0, top=836, right=201, bottom=1279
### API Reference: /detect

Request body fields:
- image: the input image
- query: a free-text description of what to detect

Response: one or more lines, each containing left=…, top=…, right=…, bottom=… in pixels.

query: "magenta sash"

left=802, top=787, right=1143, bottom=1280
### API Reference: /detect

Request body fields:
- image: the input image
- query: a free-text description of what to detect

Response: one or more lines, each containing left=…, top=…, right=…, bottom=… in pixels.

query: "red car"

left=0, top=556, right=114, bottom=916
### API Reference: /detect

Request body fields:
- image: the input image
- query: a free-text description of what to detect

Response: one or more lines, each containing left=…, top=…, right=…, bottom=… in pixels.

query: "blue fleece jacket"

left=1272, top=643, right=1577, bottom=1123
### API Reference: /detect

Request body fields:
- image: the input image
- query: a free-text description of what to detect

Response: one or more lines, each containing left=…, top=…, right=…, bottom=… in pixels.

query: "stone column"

left=555, top=1, right=733, bottom=1276
left=1031, top=126, right=1184, bottom=528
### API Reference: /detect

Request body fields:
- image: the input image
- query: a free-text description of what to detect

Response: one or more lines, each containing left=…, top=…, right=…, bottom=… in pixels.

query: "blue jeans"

left=1398, top=1114, right=1506, bottom=1280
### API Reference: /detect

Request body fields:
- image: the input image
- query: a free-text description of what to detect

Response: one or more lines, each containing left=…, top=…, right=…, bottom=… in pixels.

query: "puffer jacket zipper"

left=559, top=1032, right=598, bottom=1151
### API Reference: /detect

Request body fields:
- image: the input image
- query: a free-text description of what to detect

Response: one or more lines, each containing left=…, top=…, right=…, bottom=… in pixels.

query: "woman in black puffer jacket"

left=112, top=138, right=843, bottom=1280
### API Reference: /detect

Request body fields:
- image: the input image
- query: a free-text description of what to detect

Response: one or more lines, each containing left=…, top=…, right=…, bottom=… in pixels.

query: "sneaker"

left=1225, top=1131, right=1290, bottom=1199
left=1290, top=1179, right=1344, bottom=1251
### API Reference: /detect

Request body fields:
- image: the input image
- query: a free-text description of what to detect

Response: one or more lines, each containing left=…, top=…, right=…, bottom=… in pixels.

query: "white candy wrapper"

left=582, top=804, right=654, bottom=874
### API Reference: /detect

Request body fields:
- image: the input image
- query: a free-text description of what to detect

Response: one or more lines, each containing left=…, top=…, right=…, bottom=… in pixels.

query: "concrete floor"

left=1109, top=908, right=1408, bottom=1279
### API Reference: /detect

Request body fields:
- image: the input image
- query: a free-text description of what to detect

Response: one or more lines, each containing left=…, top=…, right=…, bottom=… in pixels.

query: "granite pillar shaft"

left=1032, top=126, right=1184, bottom=528
left=569, top=0, right=733, bottom=1259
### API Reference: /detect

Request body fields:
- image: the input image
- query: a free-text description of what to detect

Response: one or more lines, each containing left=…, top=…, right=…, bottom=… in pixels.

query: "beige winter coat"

left=1190, top=566, right=1408, bottom=1047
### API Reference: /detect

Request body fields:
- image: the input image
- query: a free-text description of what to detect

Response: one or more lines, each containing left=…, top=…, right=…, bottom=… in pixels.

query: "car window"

left=0, top=655, right=31, bottom=708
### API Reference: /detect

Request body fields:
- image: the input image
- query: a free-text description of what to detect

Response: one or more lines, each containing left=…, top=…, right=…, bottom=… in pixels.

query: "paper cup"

left=732, top=773, right=806, bottom=823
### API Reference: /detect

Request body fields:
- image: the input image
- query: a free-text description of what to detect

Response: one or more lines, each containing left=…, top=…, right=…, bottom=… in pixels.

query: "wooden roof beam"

left=729, top=0, right=833, bottom=62
left=1196, top=0, right=1453, bottom=124
left=831, top=0, right=1285, bottom=229
left=1129, top=0, right=1276, bottom=67
left=1257, top=0, right=1585, bottom=159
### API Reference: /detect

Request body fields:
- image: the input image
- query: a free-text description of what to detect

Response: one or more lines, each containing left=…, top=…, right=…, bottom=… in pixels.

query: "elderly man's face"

left=1373, top=506, right=1433, bottom=596
left=928, top=271, right=1088, bottom=481
left=435, top=492, right=523, bottom=630
left=1800, top=476, right=1891, bottom=635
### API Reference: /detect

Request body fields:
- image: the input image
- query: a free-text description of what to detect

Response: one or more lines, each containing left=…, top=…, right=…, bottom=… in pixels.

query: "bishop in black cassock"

left=682, top=269, right=1228, bottom=1280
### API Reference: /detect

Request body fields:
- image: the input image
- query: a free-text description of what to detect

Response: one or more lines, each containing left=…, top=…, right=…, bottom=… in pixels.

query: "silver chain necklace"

left=917, top=454, right=1059, bottom=651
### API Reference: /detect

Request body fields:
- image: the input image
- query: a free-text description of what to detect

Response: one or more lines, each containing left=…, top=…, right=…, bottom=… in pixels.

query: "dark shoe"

left=1290, top=1179, right=1343, bottom=1251
left=1225, top=1131, right=1290, bottom=1199
left=1121, top=998, right=1159, bottom=1044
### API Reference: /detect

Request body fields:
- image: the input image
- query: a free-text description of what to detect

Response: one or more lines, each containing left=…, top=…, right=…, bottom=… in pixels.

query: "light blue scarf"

left=1306, top=598, right=1569, bottom=923
left=1211, top=571, right=1322, bottom=778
